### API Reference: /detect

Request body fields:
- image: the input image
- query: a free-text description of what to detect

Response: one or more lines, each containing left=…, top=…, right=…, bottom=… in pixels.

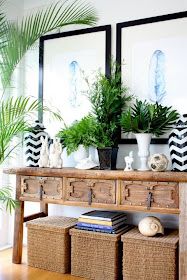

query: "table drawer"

left=64, top=178, right=116, bottom=205
left=21, top=176, right=63, bottom=200
left=120, top=181, right=179, bottom=210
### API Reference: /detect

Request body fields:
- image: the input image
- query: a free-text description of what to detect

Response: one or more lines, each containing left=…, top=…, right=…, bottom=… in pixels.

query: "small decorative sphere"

left=148, top=153, right=168, bottom=172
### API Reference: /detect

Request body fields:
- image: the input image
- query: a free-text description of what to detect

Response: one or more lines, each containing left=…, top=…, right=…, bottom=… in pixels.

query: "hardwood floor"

left=0, top=247, right=85, bottom=280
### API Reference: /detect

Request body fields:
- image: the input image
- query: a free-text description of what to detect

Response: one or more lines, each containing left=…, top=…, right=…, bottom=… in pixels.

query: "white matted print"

left=39, top=26, right=111, bottom=136
left=117, top=12, right=187, bottom=143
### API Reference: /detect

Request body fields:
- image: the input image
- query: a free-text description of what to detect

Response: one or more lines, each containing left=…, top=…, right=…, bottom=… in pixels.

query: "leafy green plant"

left=57, top=115, right=98, bottom=155
left=92, top=122, right=116, bottom=148
left=86, top=60, right=131, bottom=146
left=121, top=99, right=179, bottom=137
left=0, top=187, right=19, bottom=214
left=0, top=0, right=98, bottom=212
left=0, top=96, right=63, bottom=212
left=0, top=0, right=98, bottom=88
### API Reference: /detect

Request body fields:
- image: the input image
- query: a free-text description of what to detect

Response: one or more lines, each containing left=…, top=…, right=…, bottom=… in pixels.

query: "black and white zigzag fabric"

left=169, top=115, right=187, bottom=171
left=25, top=121, right=49, bottom=167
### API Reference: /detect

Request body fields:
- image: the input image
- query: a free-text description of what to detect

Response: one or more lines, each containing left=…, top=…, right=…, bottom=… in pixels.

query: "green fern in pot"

left=57, top=115, right=98, bottom=155
left=88, top=61, right=131, bottom=146
left=86, top=60, right=132, bottom=169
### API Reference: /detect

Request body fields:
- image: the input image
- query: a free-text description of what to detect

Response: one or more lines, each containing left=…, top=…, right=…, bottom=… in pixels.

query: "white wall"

left=21, top=0, right=187, bottom=229
left=0, top=0, right=24, bottom=249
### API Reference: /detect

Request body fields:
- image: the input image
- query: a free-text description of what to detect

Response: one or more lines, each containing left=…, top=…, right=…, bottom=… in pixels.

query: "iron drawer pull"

left=147, top=191, right=153, bottom=210
left=88, top=188, right=92, bottom=205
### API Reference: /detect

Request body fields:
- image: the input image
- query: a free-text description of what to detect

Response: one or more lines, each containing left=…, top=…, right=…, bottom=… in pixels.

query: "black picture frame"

left=38, top=25, right=111, bottom=123
left=116, top=11, right=187, bottom=144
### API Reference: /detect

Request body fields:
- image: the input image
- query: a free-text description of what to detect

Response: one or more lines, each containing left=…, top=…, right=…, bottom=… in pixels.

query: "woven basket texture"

left=70, top=228, right=123, bottom=280
left=27, top=216, right=77, bottom=273
left=121, top=227, right=179, bottom=280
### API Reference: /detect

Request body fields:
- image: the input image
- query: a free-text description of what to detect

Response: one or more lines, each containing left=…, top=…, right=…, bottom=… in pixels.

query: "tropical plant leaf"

left=121, top=99, right=179, bottom=136
left=0, top=0, right=8, bottom=50
left=87, top=60, right=131, bottom=146
left=57, top=114, right=98, bottom=154
left=0, top=96, right=63, bottom=163
left=0, top=0, right=98, bottom=88
left=0, top=187, right=19, bottom=214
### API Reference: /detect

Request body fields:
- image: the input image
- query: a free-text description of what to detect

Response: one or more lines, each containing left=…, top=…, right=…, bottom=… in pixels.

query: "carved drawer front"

left=64, top=178, right=116, bottom=205
left=120, top=181, right=179, bottom=210
left=42, top=177, right=63, bottom=200
left=21, top=176, right=40, bottom=199
left=91, top=181, right=116, bottom=204
left=21, top=176, right=63, bottom=200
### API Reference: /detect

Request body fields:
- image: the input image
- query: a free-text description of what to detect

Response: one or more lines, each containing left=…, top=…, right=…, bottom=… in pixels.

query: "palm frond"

left=0, top=187, right=19, bottom=214
left=0, top=0, right=8, bottom=50
left=0, top=0, right=98, bottom=88
left=0, top=96, right=63, bottom=163
left=121, top=99, right=179, bottom=136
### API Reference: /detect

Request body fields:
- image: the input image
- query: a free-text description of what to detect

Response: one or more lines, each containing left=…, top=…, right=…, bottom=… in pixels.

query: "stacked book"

left=76, top=210, right=131, bottom=234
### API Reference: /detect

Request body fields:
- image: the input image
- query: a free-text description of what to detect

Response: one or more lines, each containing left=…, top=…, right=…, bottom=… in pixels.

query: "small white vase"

left=134, top=133, right=152, bottom=171
left=73, top=145, right=89, bottom=163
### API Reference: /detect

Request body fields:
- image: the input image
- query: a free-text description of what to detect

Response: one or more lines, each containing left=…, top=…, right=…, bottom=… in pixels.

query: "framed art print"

left=39, top=25, right=111, bottom=136
left=116, top=11, right=187, bottom=144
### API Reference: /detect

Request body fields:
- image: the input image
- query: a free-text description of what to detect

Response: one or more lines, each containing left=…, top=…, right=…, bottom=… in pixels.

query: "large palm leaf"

left=0, top=187, right=19, bottom=213
left=0, top=0, right=98, bottom=88
left=0, top=95, right=62, bottom=212
left=0, top=95, right=63, bottom=163
left=0, top=0, right=8, bottom=50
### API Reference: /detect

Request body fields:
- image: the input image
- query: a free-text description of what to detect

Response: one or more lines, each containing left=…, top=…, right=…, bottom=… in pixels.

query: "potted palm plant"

left=0, top=0, right=98, bottom=211
left=120, top=99, right=179, bottom=170
left=87, top=60, right=131, bottom=169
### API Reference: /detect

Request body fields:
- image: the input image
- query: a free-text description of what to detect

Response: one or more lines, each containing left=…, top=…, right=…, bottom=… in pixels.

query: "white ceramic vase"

left=73, top=145, right=89, bottom=163
left=135, top=133, right=152, bottom=171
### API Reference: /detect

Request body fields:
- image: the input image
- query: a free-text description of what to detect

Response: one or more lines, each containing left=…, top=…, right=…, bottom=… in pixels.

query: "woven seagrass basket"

left=27, top=216, right=77, bottom=273
left=70, top=228, right=123, bottom=280
left=121, top=227, right=179, bottom=280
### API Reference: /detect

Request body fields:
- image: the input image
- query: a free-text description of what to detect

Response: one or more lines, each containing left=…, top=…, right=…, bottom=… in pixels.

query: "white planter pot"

left=89, top=146, right=99, bottom=164
left=73, top=145, right=89, bottom=163
left=135, top=133, right=152, bottom=171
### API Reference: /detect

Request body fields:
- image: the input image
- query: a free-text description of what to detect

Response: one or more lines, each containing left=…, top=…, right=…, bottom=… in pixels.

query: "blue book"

left=77, top=220, right=127, bottom=230
left=76, top=224, right=132, bottom=234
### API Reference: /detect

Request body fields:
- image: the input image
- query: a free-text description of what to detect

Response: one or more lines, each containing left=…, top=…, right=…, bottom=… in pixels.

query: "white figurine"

left=38, top=136, right=49, bottom=168
left=49, top=138, right=63, bottom=168
left=124, top=151, right=134, bottom=171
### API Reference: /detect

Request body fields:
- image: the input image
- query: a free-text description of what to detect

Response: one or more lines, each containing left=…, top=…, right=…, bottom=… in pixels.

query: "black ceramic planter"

left=97, top=147, right=118, bottom=170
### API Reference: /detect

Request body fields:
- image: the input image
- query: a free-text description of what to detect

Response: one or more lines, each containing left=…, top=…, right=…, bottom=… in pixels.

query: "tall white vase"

left=135, top=133, right=152, bottom=171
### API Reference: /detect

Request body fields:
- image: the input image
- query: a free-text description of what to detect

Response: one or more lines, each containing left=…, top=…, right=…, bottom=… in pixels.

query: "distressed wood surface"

left=120, top=181, right=179, bottom=210
left=179, top=183, right=187, bottom=280
left=4, top=167, right=187, bottom=182
left=7, top=167, right=185, bottom=279
left=64, top=178, right=116, bottom=205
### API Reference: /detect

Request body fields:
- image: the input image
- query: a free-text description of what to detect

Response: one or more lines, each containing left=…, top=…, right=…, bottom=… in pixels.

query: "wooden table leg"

left=12, top=176, right=24, bottom=264
left=179, top=182, right=187, bottom=280
left=40, top=202, right=48, bottom=216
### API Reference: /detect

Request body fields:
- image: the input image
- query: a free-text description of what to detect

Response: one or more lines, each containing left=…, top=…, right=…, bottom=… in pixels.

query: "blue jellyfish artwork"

left=69, top=60, right=81, bottom=108
left=148, top=50, right=166, bottom=104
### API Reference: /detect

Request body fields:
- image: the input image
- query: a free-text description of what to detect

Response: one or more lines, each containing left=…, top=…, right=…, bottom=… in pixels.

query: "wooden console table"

left=4, top=167, right=187, bottom=280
